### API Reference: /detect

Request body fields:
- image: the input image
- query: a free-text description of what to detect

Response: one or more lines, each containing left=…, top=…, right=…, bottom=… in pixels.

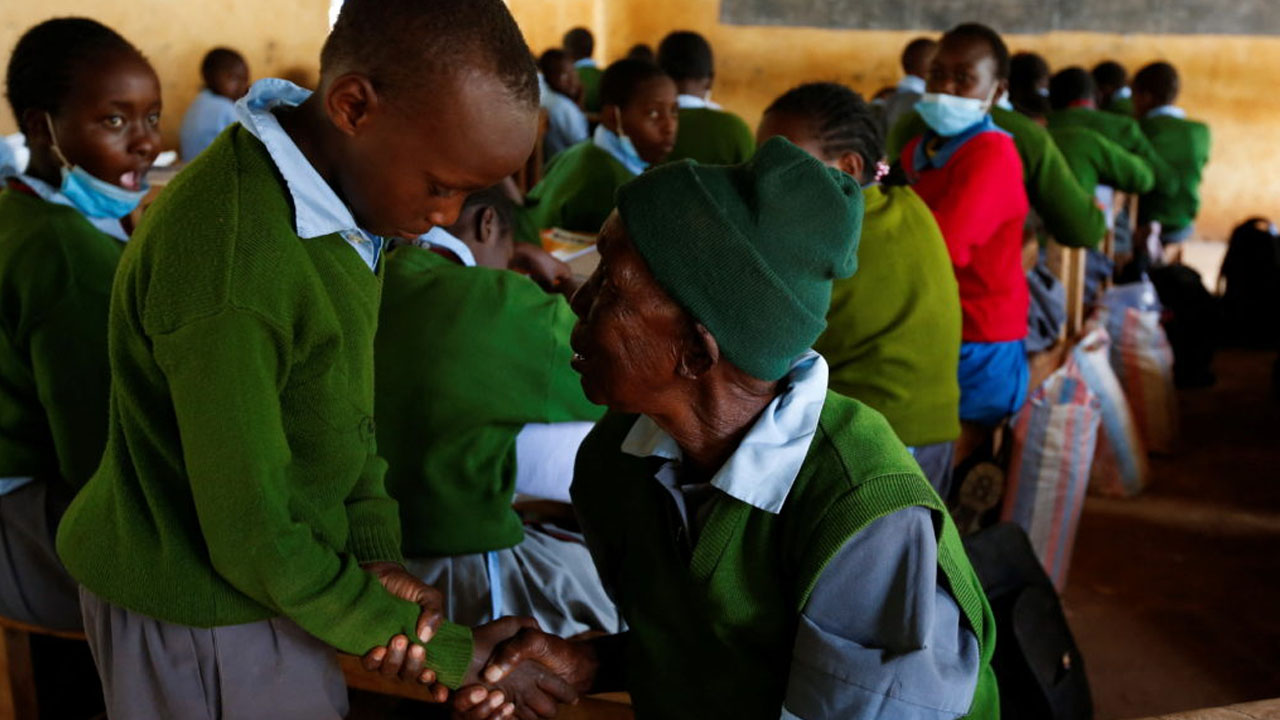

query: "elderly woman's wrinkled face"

left=569, top=212, right=694, bottom=412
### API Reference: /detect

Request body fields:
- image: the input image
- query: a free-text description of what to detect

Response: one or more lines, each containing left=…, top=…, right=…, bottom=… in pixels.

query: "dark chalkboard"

left=720, top=0, right=1280, bottom=35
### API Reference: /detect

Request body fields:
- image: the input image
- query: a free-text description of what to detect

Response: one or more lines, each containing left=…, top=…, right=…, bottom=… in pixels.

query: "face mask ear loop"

left=983, top=84, right=1001, bottom=114
left=43, top=113, right=72, bottom=169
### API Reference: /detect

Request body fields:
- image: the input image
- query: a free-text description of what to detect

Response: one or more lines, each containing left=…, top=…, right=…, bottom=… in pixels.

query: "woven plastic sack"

left=1001, top=338, right=1102, bottom=590
left=1075, top=324, right=1149, bottom=497
left=1100, top=280, right=1179, bottom=454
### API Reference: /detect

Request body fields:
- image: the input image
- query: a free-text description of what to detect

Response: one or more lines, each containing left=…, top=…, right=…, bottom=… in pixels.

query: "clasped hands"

left=361, top=562, right=595, bottom=719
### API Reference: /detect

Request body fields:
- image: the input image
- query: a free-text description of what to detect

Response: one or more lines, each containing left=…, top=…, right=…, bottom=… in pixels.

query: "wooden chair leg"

left=0, top=626, right=37, bottom=720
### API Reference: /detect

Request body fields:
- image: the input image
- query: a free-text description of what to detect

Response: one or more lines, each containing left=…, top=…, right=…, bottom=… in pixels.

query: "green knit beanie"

left=616, top=136, right=863, bottom=381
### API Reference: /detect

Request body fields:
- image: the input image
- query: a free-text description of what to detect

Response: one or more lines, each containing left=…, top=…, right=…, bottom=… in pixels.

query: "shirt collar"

left=1115, top=86, right=1133, bottom=100
left=414, top=226, right=476, bottom=267
left=913, top=114, right=1005, bottom=173
left=593, top=125, right=647, bottom=176
left=12, top=172, right=128, bottom=242
left=1145, top=105, right=1187, bottom=120
left=897, top=75, right=926, bottom=94
left=573, top=58, right=597, bottom=69
left=235, top=78, right=382, bottom=271
left=677, top=93, right=722, bottom=110
left=620, top=350, right=829, bottom=515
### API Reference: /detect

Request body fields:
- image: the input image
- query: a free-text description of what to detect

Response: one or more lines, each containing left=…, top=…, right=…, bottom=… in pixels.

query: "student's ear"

left=601, top=104, right=622, bottom=133
left=476, top=206, right=500, bottom=247
left=834, top=152, right=865, bottom=183
left=324, top=73, right=381, bottom=136
left=19, top=108, right=52, bottom=146
left=676, top=322, right=721, bottom=379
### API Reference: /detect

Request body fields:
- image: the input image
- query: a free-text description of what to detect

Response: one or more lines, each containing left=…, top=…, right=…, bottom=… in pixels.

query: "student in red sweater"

left=901, top=23, right=1030, bottom=456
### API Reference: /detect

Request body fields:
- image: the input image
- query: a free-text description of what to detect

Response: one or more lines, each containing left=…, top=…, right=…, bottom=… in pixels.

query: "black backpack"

left=1220, top=218, right=1280, bottom=349
left=1149, top=264, right=1220, bottom=388
left=962, top=523, right=1094, bottom=720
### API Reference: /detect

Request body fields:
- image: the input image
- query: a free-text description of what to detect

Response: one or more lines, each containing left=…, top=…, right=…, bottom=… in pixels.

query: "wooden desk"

left=1128, top=698, right=1280, bottom=719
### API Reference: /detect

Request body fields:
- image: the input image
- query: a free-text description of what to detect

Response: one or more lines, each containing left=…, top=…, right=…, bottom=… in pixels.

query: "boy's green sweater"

left=0, top=189, right=121, bottom=490
left=55, top=127, right=473, bottom=687
left=520, top=141, right=634, bottom=242
left=1047, top=106, right=1178, bottom=196
left=1105, top=96, right=1135, bottom=117
left=375, top=246, right=602, bottom=557
left=572, top=392, right=998, bottom=719
left=1138, top=114, right=1211, bottom=231
left=577, top=65, right=603, bottom=113
left=813, top=185, right=960, bottom=447
left=889, top=106, right=1105, bottom=249
left=1049, top=125, right=1155, bottom=196
left=667, top=107, right=756, bottom=166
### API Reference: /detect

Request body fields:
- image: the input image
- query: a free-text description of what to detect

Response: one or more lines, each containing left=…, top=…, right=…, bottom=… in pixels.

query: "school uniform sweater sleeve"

left=907, top=132, right=1025, bottom=269
left=782, top=508, right=980, bottom=719
left=152, top=308, right=472, bottom=681
left=343, top=451, right=403, bottom=564
left=1092, top=132, right=1155, bottom=195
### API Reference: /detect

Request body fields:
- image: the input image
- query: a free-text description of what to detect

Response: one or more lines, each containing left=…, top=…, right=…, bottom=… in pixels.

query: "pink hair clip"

left=873, top=160, right=890, bottom=183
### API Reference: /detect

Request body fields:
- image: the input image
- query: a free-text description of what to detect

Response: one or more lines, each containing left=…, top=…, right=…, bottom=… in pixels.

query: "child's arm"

left=153, top=308, right=473, bottom=687
left=1094, top=133, right=1155, bottom=196
left=1119, top=121, right=1180, bottom=197
left=926, top=134, right=1028, bottom=268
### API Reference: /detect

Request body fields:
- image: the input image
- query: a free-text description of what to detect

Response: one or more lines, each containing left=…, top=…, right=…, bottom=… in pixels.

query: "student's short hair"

left=5, top=17, right=143, bottom=125
left=942, top=23, right=1010, bottom=80
left=901, top=37, right=938, bottom=76
left=1092, top=60, right=1128, bottom=90
left=321, top=0, right=538, bottom=111
left=1133, top=61, right=1180, bottom=106
left=1049, top=67, right=1095, bottom=110
left=563, top=27, right=594, bottom=60
left=599, top=59, right=669, bottom=109
left=461, top=185, right=516, bottom=235
left=1010, top=52, right=1050, bottom=93
left=538, top=49, right=569, bottom=79
left=626, top=44, right=656, bottom=64
left=764, top=82, right=883, bottom=179
left=657, top=31, right=713, bottom=82
left=201, top=48, right=245, bottom=87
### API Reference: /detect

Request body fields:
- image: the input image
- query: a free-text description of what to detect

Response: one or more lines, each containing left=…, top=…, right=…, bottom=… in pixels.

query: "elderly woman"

left=456, top=138, right=997, bottom=720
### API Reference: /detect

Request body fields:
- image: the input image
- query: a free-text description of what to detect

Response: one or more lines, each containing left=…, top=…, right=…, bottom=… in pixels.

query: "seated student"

left=1132, top=61, right=1211, bottom=264
left=626, top=43, right=655, bottom=63
left=563, top=27, right=602, bottom=113
left=887, top=36, right=1104, bottom=252
left=375, top=187, right=616, bottom=638
left=1008, top=51, right=1051, bottom=117
left=658, top=31, right=755, bottom=165
left=901, top=22, right=1031, bottom=453
left=54, top=2, right=578, bottom=717
left=179, top=47, right=249, bottom=159
left=879, top=37, right=937, bottom=135
left=522, top=59, right=677, bottom=239
left=538, top=49, right=588, bottom=159
left=1093, top=60, right=1135, bottom=117
left=455, top=138, right=997, bottom=720
left=757, top=82, right=962, bottom=498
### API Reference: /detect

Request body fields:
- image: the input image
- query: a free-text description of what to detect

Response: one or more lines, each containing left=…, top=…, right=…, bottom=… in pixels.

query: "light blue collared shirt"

left=415, top=226, right=476, bottom=268
left=9, top=173, right=128, bottom=242
left=1146, top=104, right=1187, bottom=120
left=180, top=88, right=239, bottom=160
left=897, top=75, right=927, bottom=95
left=592, top=125, right=646, bottom=176
left=235, top=78, right=382, bottom=272
left=573, top=58, right=597, bottom=70
left=542, top=90, right=589, bottom=160
left=619, top=351, right=980, bottom=720
left=1115, top=85, right=1133, bottom=100
left=676, top=93, right=723, bottom=111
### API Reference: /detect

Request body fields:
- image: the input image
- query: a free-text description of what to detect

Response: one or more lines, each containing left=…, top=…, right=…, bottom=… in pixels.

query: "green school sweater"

left=0, top=189, right=121, bottom=490
left=1049, top=125, right=1155, bottom=195
left=812, top=185, right=961, bottom=447
left=1047, top=106, right=1178, bottom=197
left=578, top=65, right=603, bottom=113
left=520, top=141, right=634, bottom=241
left=889, top=106, right=1105, bottom=249
left=1105, top=96, right=1136, bottom=118
left=54, top=127, right=473, bottom=686
left=667, top=107, right=756, bottom=166
left=572, top=393, right=997, bottom=719
left=1138, top=114, right=1211, bottom=231
left=375, top=246, right=603, bottom=557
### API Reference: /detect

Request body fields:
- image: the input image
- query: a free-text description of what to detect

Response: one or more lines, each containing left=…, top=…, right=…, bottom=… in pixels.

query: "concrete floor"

left=1061, top=348, right=1280, bottom=719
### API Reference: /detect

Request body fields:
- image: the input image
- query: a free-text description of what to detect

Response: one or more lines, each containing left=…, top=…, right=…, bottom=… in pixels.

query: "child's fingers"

left=416, top=605, right=443, bottom=643
left=536, top=670, right=579, bottom=705
left=452, top=685, right=488, bottom=712
left=361, top=645, right=387, bottom=673
left=380, top=634, right=409, bottom=677
left=399, top=642, right=426, bottom=683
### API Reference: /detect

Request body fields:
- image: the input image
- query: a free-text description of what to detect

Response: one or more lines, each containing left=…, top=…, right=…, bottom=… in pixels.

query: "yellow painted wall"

left=0, top=0, right=330, bottom=150
left=511, top=0, right=1279, bottom=242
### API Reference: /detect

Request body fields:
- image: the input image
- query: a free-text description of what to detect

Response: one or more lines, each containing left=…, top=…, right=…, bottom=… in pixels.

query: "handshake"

left=362, top=563, right=599, bottom=720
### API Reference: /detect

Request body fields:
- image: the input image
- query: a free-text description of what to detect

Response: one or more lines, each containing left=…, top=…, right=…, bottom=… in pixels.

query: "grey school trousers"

left=0, top=480, right=82, bottom=630
left=912, top=441, right=957, bottom=502
left=79, top=588, right=347, bottom=720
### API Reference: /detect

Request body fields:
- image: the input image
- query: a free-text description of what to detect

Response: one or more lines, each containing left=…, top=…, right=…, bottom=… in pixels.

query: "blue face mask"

left=45, top=114, right=149, bottom=219
left=915, top=89, right=995, bottom=137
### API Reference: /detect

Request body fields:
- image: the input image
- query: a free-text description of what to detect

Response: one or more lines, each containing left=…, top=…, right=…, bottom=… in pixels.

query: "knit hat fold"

left=616, top=136, right=864, bottom=381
